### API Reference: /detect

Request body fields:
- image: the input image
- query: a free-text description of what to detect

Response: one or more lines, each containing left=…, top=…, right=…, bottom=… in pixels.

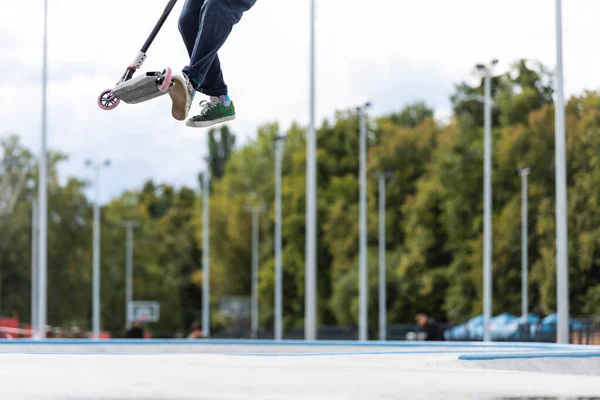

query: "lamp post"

left=373, top=171, right=391, bottom=341
left=37, top=0, right=49, bottom=340
left=518, top=167, right=530, bottom=323
left=476, top=59, right=498, bottom=342
left=31, top=197, right=39, bottom=338
left=245, top=203, right=267, bottom=339
left=273, top=135, right=286, bottom=341
left=85, top=158, right=111, bottom=340
left=305, top=0, right=317, bottom=342
left=202, top=169, right=211, bottom=337
left=121, top=220, right=139, bottom=330
left=357, top=101, right=371, bottom=341
left=554, top=0, right=569, bottom=345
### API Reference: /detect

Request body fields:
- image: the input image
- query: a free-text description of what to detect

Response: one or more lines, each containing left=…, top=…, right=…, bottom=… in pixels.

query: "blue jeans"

left=178, top=0, right=256, bottom=96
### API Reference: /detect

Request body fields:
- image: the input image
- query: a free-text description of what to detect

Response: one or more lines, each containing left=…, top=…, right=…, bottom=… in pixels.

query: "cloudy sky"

left=1, top=0, right=600, bottom=203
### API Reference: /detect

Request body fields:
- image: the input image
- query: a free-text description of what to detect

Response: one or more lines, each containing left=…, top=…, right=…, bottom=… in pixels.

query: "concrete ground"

left=0, top=340, right=599, bottom=399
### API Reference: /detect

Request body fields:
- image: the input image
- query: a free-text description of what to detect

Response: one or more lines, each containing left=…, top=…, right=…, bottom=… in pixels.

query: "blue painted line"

left=0, top=349, right=592, bottom=358
left=0, top=350, right=475, bottom=357
left=0, top=339, right=581, bottom=351
left=226, top=350, right=507, bottom=357
left=0, top=352, right=159, bottom=356
left=458, top=352, right=600, bottom=361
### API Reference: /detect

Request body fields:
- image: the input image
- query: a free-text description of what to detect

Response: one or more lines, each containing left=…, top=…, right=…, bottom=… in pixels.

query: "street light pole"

left=31, top=199, right=38, bottom=338
left=246, top=204, right=266, bottom=339
left=358, top=102, right=371, bottom=342
left=374, top=171, right=391, bottom=341
left=86, top=159, right=111, bottom=340
left=121, top=220, right=139, bottom=330
left=477, top=59, right=498, bottom=343
left=274, top=135, right=286, bottom=341
left=554, top=0, right=570, bottom=345
left=519, top=168, right=530, bottom=322
left=305, top=0, right=317, bottom=342
left=202, top=170, right=210, bottom=338
left=93, top=165, right=100, bottom=339
left=37, top=0, right=49, bottom=340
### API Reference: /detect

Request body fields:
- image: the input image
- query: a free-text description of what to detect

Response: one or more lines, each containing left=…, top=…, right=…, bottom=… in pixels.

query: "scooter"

left=97, top=0, right=178, bottom=110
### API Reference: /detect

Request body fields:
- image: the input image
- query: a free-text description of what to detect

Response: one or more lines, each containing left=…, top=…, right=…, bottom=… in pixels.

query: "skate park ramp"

left=0, top=340, right=599, bottom=399
left=459, top=349, right=600, bottom=375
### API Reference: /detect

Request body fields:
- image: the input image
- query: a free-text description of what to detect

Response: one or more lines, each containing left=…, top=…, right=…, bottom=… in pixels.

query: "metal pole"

left=202, top=172, right=210, bottom=337
left=92, top=165, right=100, bottom=340
left=126, top=226, right=132, bottom=329
left=0, top=228, right=2, bottom=319
left=378, top=173, right=387, bottom=341
left=37, top=0, right=49, bottom=340
left=520, top=168, right=530, bottom=321
left=483, top=67, right=493, bottom=343
left=122, top=221, right=138, bottom=330
left=31, top=200, right=38, bottom=338
left=274, top=137, right=284, bottom=341
left=555, top=0, right=569, bottom=344
left=86, top=159, right=110, bottom=339
left=358, top=105, right=368, bottom=341
left=305, top=0, right=317, bottom=342
left=251, top=208, right=259, bottom=339
left=0, top=238, right=2, bottom=319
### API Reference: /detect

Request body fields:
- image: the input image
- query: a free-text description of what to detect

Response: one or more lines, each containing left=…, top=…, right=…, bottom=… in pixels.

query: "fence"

left=2, top=317, right=600, bottom=344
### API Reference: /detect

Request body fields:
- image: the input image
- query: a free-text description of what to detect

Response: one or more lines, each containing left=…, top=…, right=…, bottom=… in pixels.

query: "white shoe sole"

left=170, top=75, right=191, bottom=121
left=186, top=114, right=236, bottom=128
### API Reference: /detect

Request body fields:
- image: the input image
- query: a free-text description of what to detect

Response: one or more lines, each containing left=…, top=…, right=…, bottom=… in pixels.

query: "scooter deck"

left=113, top=72, right=174, bottom=104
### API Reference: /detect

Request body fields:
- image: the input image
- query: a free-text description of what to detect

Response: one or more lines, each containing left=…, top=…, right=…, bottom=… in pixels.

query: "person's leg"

left=198, top=54, right=227, bottom=97
left=184, top=0, right=256, bottom=128
left=183, top=0, right=256, bottom=92
left=178, top=0, right=204, bottom=58
left=170, top=0, right=205, bottom=121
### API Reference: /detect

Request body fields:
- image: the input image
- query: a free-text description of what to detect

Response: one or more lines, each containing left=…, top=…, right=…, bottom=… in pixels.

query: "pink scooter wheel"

left=98, top=89, right=120, bottom=110
left=158, top=67, right=173, bottom=92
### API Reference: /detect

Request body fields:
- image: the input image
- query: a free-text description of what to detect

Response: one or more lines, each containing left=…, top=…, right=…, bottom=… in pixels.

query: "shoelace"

left=198, top=100, right=219, bottom=115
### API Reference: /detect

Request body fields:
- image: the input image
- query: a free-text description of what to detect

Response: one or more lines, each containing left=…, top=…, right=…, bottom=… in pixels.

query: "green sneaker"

left=186, top=97, right=236, bottom=128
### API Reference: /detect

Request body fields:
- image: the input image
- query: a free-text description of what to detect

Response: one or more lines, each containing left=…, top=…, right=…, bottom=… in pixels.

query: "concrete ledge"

left=459, top=351, right=600, bottom=361
left=1, top=350, right=600, bottom=398
left=0, top=344, right=599, bottom=397
left=1, top=340, right=599, bottom=360
left=459, top=351, right=600, bottom=377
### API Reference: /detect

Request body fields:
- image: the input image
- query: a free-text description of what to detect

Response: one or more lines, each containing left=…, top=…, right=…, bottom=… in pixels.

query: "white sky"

left=1, top=0, right=600, bottom=203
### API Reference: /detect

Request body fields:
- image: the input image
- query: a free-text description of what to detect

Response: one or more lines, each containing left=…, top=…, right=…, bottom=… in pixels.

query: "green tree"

left=207, top=125, right=236, bottom=181
left=388, top=101, right=434, bottom=128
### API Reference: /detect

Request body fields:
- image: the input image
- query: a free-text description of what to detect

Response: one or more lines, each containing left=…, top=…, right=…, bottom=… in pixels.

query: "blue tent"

left=538, top=313, right=586, bottom=332
left=444, top=323, right=468, bottom=340
left=464, top=314, right=484, bottom=340
left=516, top=313, right=541, bottom=325
left=445, top=313, right=535, bottom=341
left=444, top=315, right=483, bottom=340
left=444, top=313, right=587, bottom=342
left=492, top=313, right=539, bottom=340
left=491, top=312, right=517, bottom=325
left=490, top=313, right=518, bottom=340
